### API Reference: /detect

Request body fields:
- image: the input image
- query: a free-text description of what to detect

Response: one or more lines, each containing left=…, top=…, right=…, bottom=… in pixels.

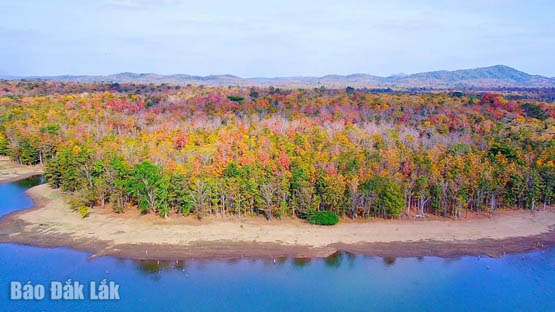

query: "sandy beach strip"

left=0, top=183, right=553, bottom=260
left=0, top=156, right=43, bottom=183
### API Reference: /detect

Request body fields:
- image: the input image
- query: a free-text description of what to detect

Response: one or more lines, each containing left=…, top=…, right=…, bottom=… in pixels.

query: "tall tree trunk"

left=406, top=194, right=412, bottom=216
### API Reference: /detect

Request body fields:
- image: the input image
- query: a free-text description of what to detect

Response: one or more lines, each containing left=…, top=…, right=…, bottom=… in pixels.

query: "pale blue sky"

left=1, top=0, right=554, bottom=77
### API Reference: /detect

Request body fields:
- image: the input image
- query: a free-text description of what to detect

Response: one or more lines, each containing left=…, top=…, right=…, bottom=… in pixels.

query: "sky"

left=1, top=0, right=554, bottom=77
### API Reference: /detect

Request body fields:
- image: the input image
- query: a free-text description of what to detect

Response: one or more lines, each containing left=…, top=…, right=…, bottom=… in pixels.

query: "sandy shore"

left=1, top=183, right=554, bottom=260
left=0, top=156, right=43, bottom=183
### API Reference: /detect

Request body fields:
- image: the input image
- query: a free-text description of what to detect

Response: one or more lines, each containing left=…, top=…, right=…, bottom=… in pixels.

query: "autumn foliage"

left=0, top=81, right=553, bottom=220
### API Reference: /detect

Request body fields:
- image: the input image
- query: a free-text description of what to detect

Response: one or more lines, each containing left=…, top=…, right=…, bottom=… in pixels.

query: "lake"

left=1, top=178, right=554, bottom=311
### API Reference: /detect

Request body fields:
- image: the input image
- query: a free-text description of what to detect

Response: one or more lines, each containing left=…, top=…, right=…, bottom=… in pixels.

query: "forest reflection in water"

left=132, top=251, right=392, bottom=276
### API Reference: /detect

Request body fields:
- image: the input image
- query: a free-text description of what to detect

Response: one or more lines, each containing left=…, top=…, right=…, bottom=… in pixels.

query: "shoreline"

left=0, top=156, right=43, bottom=183
left=0, top=182, right=554, bottom=260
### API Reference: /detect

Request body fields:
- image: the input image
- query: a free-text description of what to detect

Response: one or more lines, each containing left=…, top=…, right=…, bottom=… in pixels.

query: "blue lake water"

left=1, top=179, right=554, bottom=311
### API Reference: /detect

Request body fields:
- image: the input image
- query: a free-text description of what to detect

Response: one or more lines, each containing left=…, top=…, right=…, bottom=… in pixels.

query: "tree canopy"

left=0, top=82, right=553, bottom=220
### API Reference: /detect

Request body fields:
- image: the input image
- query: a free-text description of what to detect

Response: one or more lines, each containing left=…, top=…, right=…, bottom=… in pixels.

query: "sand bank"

left=0, top=156, right=43, bottom=183
left=1, top=183, right=553, bottom=260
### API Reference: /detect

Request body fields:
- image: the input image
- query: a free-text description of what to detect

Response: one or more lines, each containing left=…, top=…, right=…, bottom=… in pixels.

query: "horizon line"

left=2, top=65, right=554, bottom=80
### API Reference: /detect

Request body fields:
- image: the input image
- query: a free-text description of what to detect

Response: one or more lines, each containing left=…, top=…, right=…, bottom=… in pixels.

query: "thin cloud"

left=105, top=0, right=181, bottom=8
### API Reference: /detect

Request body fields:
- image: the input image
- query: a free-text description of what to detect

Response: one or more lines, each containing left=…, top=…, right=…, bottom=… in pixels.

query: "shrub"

left=308, top=211, right=339, bottom=226
left=68, top=195, right=90, bottom=218
left=78, top=206, right=90, bottom=218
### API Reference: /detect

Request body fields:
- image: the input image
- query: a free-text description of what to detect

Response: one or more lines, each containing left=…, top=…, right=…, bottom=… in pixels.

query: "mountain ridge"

left=2, top=65, right=554, bottom=88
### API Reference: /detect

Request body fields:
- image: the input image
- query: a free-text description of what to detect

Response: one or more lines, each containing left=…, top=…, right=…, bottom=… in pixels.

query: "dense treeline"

left=0, top=80, right=183, bottom=97
left=0, top=83, right=553, bottom=220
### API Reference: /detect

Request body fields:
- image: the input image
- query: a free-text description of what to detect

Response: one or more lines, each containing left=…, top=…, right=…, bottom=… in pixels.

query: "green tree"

left=130, top=161, right=162, bottom=213
left=154, top=174, right=171, bottom=218
left=360, top=177, right=405, bottom=218
left=107, top=157, right=132, bottom=212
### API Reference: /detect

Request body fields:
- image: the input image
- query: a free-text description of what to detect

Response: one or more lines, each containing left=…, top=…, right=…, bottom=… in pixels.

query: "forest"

left=0, top=80, right=553, bottom=221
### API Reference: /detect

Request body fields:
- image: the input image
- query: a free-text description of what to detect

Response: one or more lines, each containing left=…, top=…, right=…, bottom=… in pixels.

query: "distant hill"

left=385, top=65, right=554, bottom=88
left=2, top=65, right=554, bottom=88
